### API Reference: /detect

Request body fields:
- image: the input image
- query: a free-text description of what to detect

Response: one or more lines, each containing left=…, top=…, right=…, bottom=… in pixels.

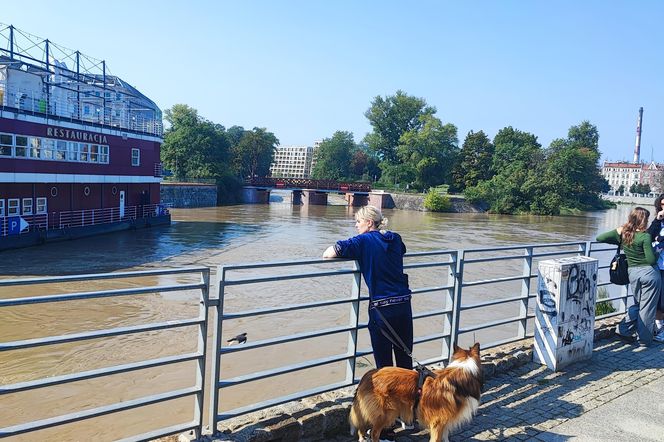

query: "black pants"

left=368, top=302, right=413, bottom=369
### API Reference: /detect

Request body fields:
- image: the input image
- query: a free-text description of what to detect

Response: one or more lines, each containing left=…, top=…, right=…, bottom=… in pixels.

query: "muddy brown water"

left=0, top=197, right=640, bottom=441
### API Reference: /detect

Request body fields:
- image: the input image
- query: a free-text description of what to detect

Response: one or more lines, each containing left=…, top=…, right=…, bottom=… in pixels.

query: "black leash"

left=372, top=306, right=425, bottom=369
left=372, top=306, right=436, bottom=420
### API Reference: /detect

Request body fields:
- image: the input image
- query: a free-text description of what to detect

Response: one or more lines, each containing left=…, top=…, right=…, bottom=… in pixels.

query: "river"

left=0, top=197, right=645, bottom=441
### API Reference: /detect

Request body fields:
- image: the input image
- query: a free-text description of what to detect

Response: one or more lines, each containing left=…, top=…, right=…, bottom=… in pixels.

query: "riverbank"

left=386, top=192, right=487, bottom=213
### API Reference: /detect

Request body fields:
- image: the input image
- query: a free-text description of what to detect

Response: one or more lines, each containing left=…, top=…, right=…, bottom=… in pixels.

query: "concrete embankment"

left=385, top=192, right=487, bottom=213
left=161, top=182, right=218, bottom=208
left=173, top=318, right=620, bottom=442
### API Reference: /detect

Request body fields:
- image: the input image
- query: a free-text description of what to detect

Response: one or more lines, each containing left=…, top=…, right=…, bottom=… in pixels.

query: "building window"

left=22, top=198, right=33, bottom=215
left=131, top=148, right=140, bottom=166
left=15, top=136, right=28, bottom=157
left=36, top=197, right=47, bottom=214
left=0, top=199, right=4, bottom=216
left=8, top=199, right=19, bottom=216
left=0, top=133, right=12, bottom=156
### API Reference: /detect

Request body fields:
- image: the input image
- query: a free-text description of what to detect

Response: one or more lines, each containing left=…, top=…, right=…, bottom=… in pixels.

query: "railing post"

left=209, top=266, right=226, bottom=437
left=449, top=250, right=464, bottom=363
left=584, top=241, right=591, bottom=257
left=345, top=260, right=362, bottom=385
left=441, top=252, right=457, bottom=362
left=194, top=268, right=210, bottom=440
left=519, top=247, right=534, bottom=339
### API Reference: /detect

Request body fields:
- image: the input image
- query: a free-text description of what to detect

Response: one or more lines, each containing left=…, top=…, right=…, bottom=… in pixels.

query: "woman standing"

left=647, top=194, right=664, bottom=336
left=597, top=207, right=662, bottom=345
left=323, top=206, right=413, bottom=369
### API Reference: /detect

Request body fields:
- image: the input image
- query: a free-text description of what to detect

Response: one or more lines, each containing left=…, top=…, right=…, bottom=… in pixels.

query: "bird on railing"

left=226, top=332, right=247, bottom=345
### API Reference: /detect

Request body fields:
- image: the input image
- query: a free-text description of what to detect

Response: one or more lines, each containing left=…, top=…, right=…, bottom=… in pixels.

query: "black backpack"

left=609, top=235, right=629, bottom=285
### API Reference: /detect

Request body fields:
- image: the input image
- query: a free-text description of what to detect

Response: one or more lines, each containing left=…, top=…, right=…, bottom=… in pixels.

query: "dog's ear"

left=471, top=342, right=480, bottom=354
left=453, top=344, right=461, bottom=353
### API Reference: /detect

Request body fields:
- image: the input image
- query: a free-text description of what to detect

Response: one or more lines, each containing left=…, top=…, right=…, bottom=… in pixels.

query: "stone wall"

left=173, top=317, right=620, bottom=442
left=161, top=183, right=218, bottom=208
left=389, top=193, right=487, bottom=213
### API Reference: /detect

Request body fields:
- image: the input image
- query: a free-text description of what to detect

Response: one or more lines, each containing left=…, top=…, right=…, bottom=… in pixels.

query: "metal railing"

left=0, top=82, right=163, bottom=137
left=0, top=241, right=629, bottom=440
left=58, top=203, right=170, bottom=229
left=0, top=267, right=210, bottom=441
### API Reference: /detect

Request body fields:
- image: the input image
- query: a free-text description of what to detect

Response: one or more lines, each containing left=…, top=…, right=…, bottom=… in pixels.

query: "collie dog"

left=349, top=343, right=482, bottom=442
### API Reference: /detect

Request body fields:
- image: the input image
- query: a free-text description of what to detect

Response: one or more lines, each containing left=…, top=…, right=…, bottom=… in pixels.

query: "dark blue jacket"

left=334, top=230, right=411, bottom=307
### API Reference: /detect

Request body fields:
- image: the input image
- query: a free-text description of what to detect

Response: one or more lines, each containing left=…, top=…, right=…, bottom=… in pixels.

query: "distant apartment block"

left=270, top=141, right=321, bottom=179
left=601, top=161, right=664, bottom=193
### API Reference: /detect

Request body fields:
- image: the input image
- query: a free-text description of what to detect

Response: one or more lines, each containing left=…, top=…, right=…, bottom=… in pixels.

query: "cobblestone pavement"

left=340, top=338, right=664, bottom=441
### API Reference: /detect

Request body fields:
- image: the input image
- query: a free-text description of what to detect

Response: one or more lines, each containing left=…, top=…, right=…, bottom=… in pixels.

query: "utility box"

left=533, top=256, right=598, bottom=371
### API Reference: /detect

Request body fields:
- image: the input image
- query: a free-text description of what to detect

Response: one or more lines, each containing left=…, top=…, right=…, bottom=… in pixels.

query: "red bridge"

left=242, top=178, right=387, bottom=206
left=245, top=177, right=372, bottom=192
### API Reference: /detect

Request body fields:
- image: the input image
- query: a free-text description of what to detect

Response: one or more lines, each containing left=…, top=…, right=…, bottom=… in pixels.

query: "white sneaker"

left=654, top=328, right=664, bottom=343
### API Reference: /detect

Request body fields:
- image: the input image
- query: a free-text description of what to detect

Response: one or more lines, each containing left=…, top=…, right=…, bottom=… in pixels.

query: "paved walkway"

left=342, top=338, right=664, bottom=441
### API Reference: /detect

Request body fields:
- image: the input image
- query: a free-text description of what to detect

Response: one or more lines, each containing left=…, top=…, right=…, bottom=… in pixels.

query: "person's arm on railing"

left=322, top=245, right=338, bottom=258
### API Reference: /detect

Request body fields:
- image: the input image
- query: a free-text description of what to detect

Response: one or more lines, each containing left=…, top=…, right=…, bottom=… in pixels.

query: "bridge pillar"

left=345, top=193, right=368, bottom=207
left=302, top=189, right=328, bottom=205
left=242, top=187, right=271, bottom=204
left=368, top=192, right=393, bottom=209
left=291, top=190, right=302, bottom=205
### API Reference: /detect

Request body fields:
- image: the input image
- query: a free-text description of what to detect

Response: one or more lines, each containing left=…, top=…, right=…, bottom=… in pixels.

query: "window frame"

left=131, top=148, right=140, bottom=166
left=36, top=197, right=47, bottom=214
left=7, top=198, right=19, bottom=216
left=22, top=198, right=33, bottom=215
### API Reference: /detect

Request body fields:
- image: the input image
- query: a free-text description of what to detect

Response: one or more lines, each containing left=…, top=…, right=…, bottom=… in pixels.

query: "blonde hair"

left=355, top=205, right=388, bottom=229
left=622, top=206, right=650, bottom=246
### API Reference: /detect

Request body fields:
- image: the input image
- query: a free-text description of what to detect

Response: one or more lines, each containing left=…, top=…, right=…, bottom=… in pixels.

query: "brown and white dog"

left=349, top=343, right=483, bottom=442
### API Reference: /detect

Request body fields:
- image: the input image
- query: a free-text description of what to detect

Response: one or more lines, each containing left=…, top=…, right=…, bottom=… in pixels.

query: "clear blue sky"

left=3, top=1, right=663, bottom=162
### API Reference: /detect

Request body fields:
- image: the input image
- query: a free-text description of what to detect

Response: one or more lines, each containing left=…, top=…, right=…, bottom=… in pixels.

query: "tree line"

left=160, top=104, right=279, bottom=203
left=161, top=91, right=611, bottom=214
left=313, top=90, right=610, bottom=215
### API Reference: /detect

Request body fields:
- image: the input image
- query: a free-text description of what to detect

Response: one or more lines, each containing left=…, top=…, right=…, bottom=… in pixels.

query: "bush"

left=595, top=287, right=617, bottom=317
left=424, top=189, right=452, bottom=212
left=216, top=173, right=244, bottom=205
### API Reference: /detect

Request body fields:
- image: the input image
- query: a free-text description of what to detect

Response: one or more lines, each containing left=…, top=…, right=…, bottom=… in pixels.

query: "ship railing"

left=58, top=204, right=170, bottom=229
left=0, top=266, right=211, bottom=441
left=0, top=241, right=627, bottom=440
left=0, top=213, right=49, bottom=236
left=0, top=82, right=163, bottom=137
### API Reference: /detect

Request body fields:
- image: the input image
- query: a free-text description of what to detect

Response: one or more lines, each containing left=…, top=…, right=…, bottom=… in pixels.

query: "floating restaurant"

left=0, top=24, right=169, bottom=249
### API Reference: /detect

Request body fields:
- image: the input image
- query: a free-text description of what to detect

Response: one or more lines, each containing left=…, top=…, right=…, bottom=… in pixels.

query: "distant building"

left=601, top=161, right=664, bottom=193
left=270, top=144, right=316, bottom=178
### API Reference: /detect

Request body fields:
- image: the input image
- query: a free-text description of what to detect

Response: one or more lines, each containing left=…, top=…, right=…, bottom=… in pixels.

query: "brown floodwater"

left=0, top=195, right=640, bottom=441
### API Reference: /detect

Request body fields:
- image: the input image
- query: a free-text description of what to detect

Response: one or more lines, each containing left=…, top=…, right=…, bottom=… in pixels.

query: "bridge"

left=243, top=177, right=387, bottom=206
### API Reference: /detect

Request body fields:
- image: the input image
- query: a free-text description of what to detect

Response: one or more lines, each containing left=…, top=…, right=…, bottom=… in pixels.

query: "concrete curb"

left=182, top=317, right=621, bottom=442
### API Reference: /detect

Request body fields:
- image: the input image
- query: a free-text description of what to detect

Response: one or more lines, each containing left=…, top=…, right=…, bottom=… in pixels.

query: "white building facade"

left=601, top=161, right=664, bottom=194
left=270, top=145, right=317, bottom=178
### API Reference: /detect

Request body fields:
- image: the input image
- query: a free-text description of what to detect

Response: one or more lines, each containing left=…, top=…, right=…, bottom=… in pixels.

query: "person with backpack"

left=597, top=206, right=662, bottom=346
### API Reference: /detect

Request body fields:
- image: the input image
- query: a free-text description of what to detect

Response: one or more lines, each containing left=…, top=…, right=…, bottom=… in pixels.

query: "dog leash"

left=372, top=306, right=427, bottom=369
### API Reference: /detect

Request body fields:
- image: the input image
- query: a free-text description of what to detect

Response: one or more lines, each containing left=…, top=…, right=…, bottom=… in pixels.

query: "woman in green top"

left=596, top=207, right=663, bottom=346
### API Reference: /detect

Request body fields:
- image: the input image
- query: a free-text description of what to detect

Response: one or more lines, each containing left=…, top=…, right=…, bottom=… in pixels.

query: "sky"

left=2, top=1, right=663, bottom=163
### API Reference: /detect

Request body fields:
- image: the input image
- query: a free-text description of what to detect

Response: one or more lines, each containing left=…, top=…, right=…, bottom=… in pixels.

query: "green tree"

left=234, top=128, right=279, bottom=178
left=452, top=130, right=494, bottom=191
left=161, top=104, right=230, bottom=180
left=364, top=90, right=436, bottom=164
left=617, top=184, right=625, bottom=194
left=311, top=131, right=356, bottom=180
left=464, top=127, right=548, bottom=214
left=397, top=114, right=459, bottom=190
left=543, top=121, right=607, bottom=209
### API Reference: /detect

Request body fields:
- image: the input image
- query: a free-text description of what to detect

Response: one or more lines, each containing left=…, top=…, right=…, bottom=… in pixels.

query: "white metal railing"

left=0, top=267, right=210, bottom=441
left=0, top=82, right=163, bottom=137
left=58, top=203, right=170, bottom=229
left=0, top=240, right=629, bottom=440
